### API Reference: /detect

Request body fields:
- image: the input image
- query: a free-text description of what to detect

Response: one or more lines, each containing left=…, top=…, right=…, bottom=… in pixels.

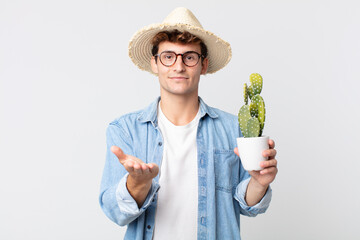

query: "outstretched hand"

left=111, top=146, right=159, bottom=184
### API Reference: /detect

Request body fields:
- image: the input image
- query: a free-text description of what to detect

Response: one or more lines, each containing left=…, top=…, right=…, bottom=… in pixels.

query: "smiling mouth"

left=169, top=77, right=189, bottom=80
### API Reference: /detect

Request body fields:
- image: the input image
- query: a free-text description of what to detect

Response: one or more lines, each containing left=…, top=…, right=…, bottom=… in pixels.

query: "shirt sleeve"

left=116, top=173, right=160, bottom=217
left=234, top=177, right=272, bottom=217
left=99, top=121, right=159, bottom=226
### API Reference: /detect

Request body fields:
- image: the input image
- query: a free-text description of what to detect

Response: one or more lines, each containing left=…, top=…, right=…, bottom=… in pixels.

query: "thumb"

left=234, top=147, right=239, bottom=157
left=111, top=146, right=127, bottom=162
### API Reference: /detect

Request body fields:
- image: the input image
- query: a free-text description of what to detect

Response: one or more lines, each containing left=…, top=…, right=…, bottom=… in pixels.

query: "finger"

left=234, top=147, right=239, bottom=156
left=111, top=146, right=145, bottom=165
left=123, top=160, right=135, bottom=173
left=262, top=149, right=277, bottom=159
left=260, top=166, right=278, bottom=175
left=268, top=139, right=275, bottom=149
left=147, top=163, right=154, bottom=169
left=148, top=163, right=159, bottom=174
left=141, top=163, right=150, bottom=174
left=260, top=159, right=277, bottom=168
left=133, top=162, right=143, bottom=175
left=111, top=146, right=127, bottom=163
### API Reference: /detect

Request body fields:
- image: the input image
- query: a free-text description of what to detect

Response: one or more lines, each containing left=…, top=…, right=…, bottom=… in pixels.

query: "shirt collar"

left=137, top=96, right=218, bottom=126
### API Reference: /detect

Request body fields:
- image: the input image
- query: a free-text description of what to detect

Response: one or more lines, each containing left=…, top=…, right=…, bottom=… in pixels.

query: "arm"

left=111, top=146, right=159, bottom=208
left=99, top=123, right=159, bottom=226
left=233, top=139, right=278, bottom=215
left=245, top=177, right=269, bottom=206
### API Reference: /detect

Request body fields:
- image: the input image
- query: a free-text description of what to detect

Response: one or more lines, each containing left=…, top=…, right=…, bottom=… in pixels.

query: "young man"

left=99, top=7, right=278, bottom=240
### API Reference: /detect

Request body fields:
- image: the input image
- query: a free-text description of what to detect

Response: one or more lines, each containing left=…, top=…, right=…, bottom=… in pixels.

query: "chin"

left=171, top=89, right=197, bottom=96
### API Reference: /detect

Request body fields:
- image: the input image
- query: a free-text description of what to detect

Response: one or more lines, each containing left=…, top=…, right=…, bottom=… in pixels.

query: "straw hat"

left=128, top=7, right=232, bottom=75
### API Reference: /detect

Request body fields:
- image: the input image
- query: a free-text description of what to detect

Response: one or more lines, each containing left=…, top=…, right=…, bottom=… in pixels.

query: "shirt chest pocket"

left=214, top=149, right=239, bottom=192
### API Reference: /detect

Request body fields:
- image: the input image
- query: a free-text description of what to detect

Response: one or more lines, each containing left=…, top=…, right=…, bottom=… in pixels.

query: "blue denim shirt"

left=99, top=96, right=272, bottom=240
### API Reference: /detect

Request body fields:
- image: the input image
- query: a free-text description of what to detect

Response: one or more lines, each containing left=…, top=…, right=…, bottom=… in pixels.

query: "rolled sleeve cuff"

left=116, top=173, right=160, bottom=215
left=234, top=177, right=272, bottom=216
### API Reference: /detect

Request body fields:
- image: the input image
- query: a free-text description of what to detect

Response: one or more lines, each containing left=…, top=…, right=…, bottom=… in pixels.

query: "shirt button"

left=158, top=142, right=162, bottom=146
left=147, top=225, right=151, bottom=229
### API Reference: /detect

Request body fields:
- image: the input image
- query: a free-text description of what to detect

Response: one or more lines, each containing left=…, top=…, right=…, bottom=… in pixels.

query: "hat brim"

left=128, top=23, right=232, bottom=75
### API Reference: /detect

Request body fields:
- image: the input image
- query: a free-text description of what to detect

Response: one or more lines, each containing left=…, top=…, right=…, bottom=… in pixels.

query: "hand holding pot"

left=234, top=138, right=278, bottom=188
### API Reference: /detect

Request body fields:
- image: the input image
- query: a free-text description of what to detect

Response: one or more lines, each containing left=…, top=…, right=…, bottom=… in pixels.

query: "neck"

left=159, top=91, right=199, bottom=126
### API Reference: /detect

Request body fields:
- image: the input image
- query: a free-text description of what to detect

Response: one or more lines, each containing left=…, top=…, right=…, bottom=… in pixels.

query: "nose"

left=173, top=55, right=186, bottom=72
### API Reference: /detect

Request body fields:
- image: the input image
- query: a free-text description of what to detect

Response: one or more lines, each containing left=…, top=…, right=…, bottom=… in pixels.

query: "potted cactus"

left=237, top=73, right=269, bottom=171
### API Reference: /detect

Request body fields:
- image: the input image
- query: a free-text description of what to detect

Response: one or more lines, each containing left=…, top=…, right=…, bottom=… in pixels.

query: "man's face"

left=151, top=41, right=208, bottom=97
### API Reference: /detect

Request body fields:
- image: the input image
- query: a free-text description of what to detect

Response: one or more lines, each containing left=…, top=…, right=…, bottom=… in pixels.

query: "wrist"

left=127, top=174, right=152, bottom=193
left=250, top=177, right=269, bottom=193
left=245, top=177, right=269, bottom=206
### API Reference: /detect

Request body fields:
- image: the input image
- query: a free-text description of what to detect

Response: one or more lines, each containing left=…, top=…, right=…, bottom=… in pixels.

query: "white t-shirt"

left=152, top=101, right=200, bottom=240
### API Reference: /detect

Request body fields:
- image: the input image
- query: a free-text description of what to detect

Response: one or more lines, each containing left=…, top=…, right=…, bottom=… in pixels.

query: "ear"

left=151, top=56, right=159, bottom=74
left=200, top=58, right=209, bottom=75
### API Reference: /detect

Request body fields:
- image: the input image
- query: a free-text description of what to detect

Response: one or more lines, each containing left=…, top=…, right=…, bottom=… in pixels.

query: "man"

left=99, top=7, right=278, bottom=240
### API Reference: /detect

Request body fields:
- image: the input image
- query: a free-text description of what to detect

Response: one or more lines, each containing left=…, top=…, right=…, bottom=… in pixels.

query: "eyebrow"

left=161, top=50, right=199, bottom=54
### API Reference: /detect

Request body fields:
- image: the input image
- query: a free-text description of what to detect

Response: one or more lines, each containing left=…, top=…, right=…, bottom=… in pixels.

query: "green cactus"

left=247, top=117, right=260, bottom=137
left=238, top=73, right=266, bottom=138
left=238, top=105, right=251, bottom=137
left=249, top=73, right=263, bottom=95
left=249, top=99, right=258, bottom=118
left=247, top=84, right=254, bottom=100
left=243, top=83, right=248, bottom=105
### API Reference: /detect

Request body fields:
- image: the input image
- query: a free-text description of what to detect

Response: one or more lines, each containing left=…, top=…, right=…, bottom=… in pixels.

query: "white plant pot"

left=236, top=135, right=269, bottom=171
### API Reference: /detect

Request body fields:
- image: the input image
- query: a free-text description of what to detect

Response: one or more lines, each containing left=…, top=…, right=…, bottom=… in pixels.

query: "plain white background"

left=1, top=0, right=359, bottom=239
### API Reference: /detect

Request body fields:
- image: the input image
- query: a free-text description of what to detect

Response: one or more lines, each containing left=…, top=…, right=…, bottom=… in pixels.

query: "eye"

left=184, top=53, right=198, bottom=61
left=162, top=53, right=174, bottom=60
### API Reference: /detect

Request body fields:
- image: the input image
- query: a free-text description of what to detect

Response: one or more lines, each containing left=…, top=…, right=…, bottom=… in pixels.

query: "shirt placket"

left=145, top=121, right=164, bottom=240
left=197, top=120, right=208, bottom=240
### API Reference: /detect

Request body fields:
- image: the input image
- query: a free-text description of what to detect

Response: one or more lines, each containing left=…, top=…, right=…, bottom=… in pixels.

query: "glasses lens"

left=160, top=52, right=176, bottom=66
left=183, top=52, right=200, bottom=66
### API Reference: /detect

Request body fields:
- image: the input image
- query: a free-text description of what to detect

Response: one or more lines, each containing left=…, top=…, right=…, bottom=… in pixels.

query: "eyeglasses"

left=155, top=51, right=204, bottom=67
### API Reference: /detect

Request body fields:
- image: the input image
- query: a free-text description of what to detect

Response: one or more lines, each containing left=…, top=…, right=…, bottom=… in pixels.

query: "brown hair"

left=151, top=30, right=208, bottom=61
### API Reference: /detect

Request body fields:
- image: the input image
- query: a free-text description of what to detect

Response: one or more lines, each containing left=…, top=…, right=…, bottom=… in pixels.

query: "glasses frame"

left=155, top=51, right=205, bottom=67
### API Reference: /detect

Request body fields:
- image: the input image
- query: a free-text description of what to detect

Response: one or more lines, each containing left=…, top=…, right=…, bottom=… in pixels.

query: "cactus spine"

left=238, top=73, right=266, bottom=137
